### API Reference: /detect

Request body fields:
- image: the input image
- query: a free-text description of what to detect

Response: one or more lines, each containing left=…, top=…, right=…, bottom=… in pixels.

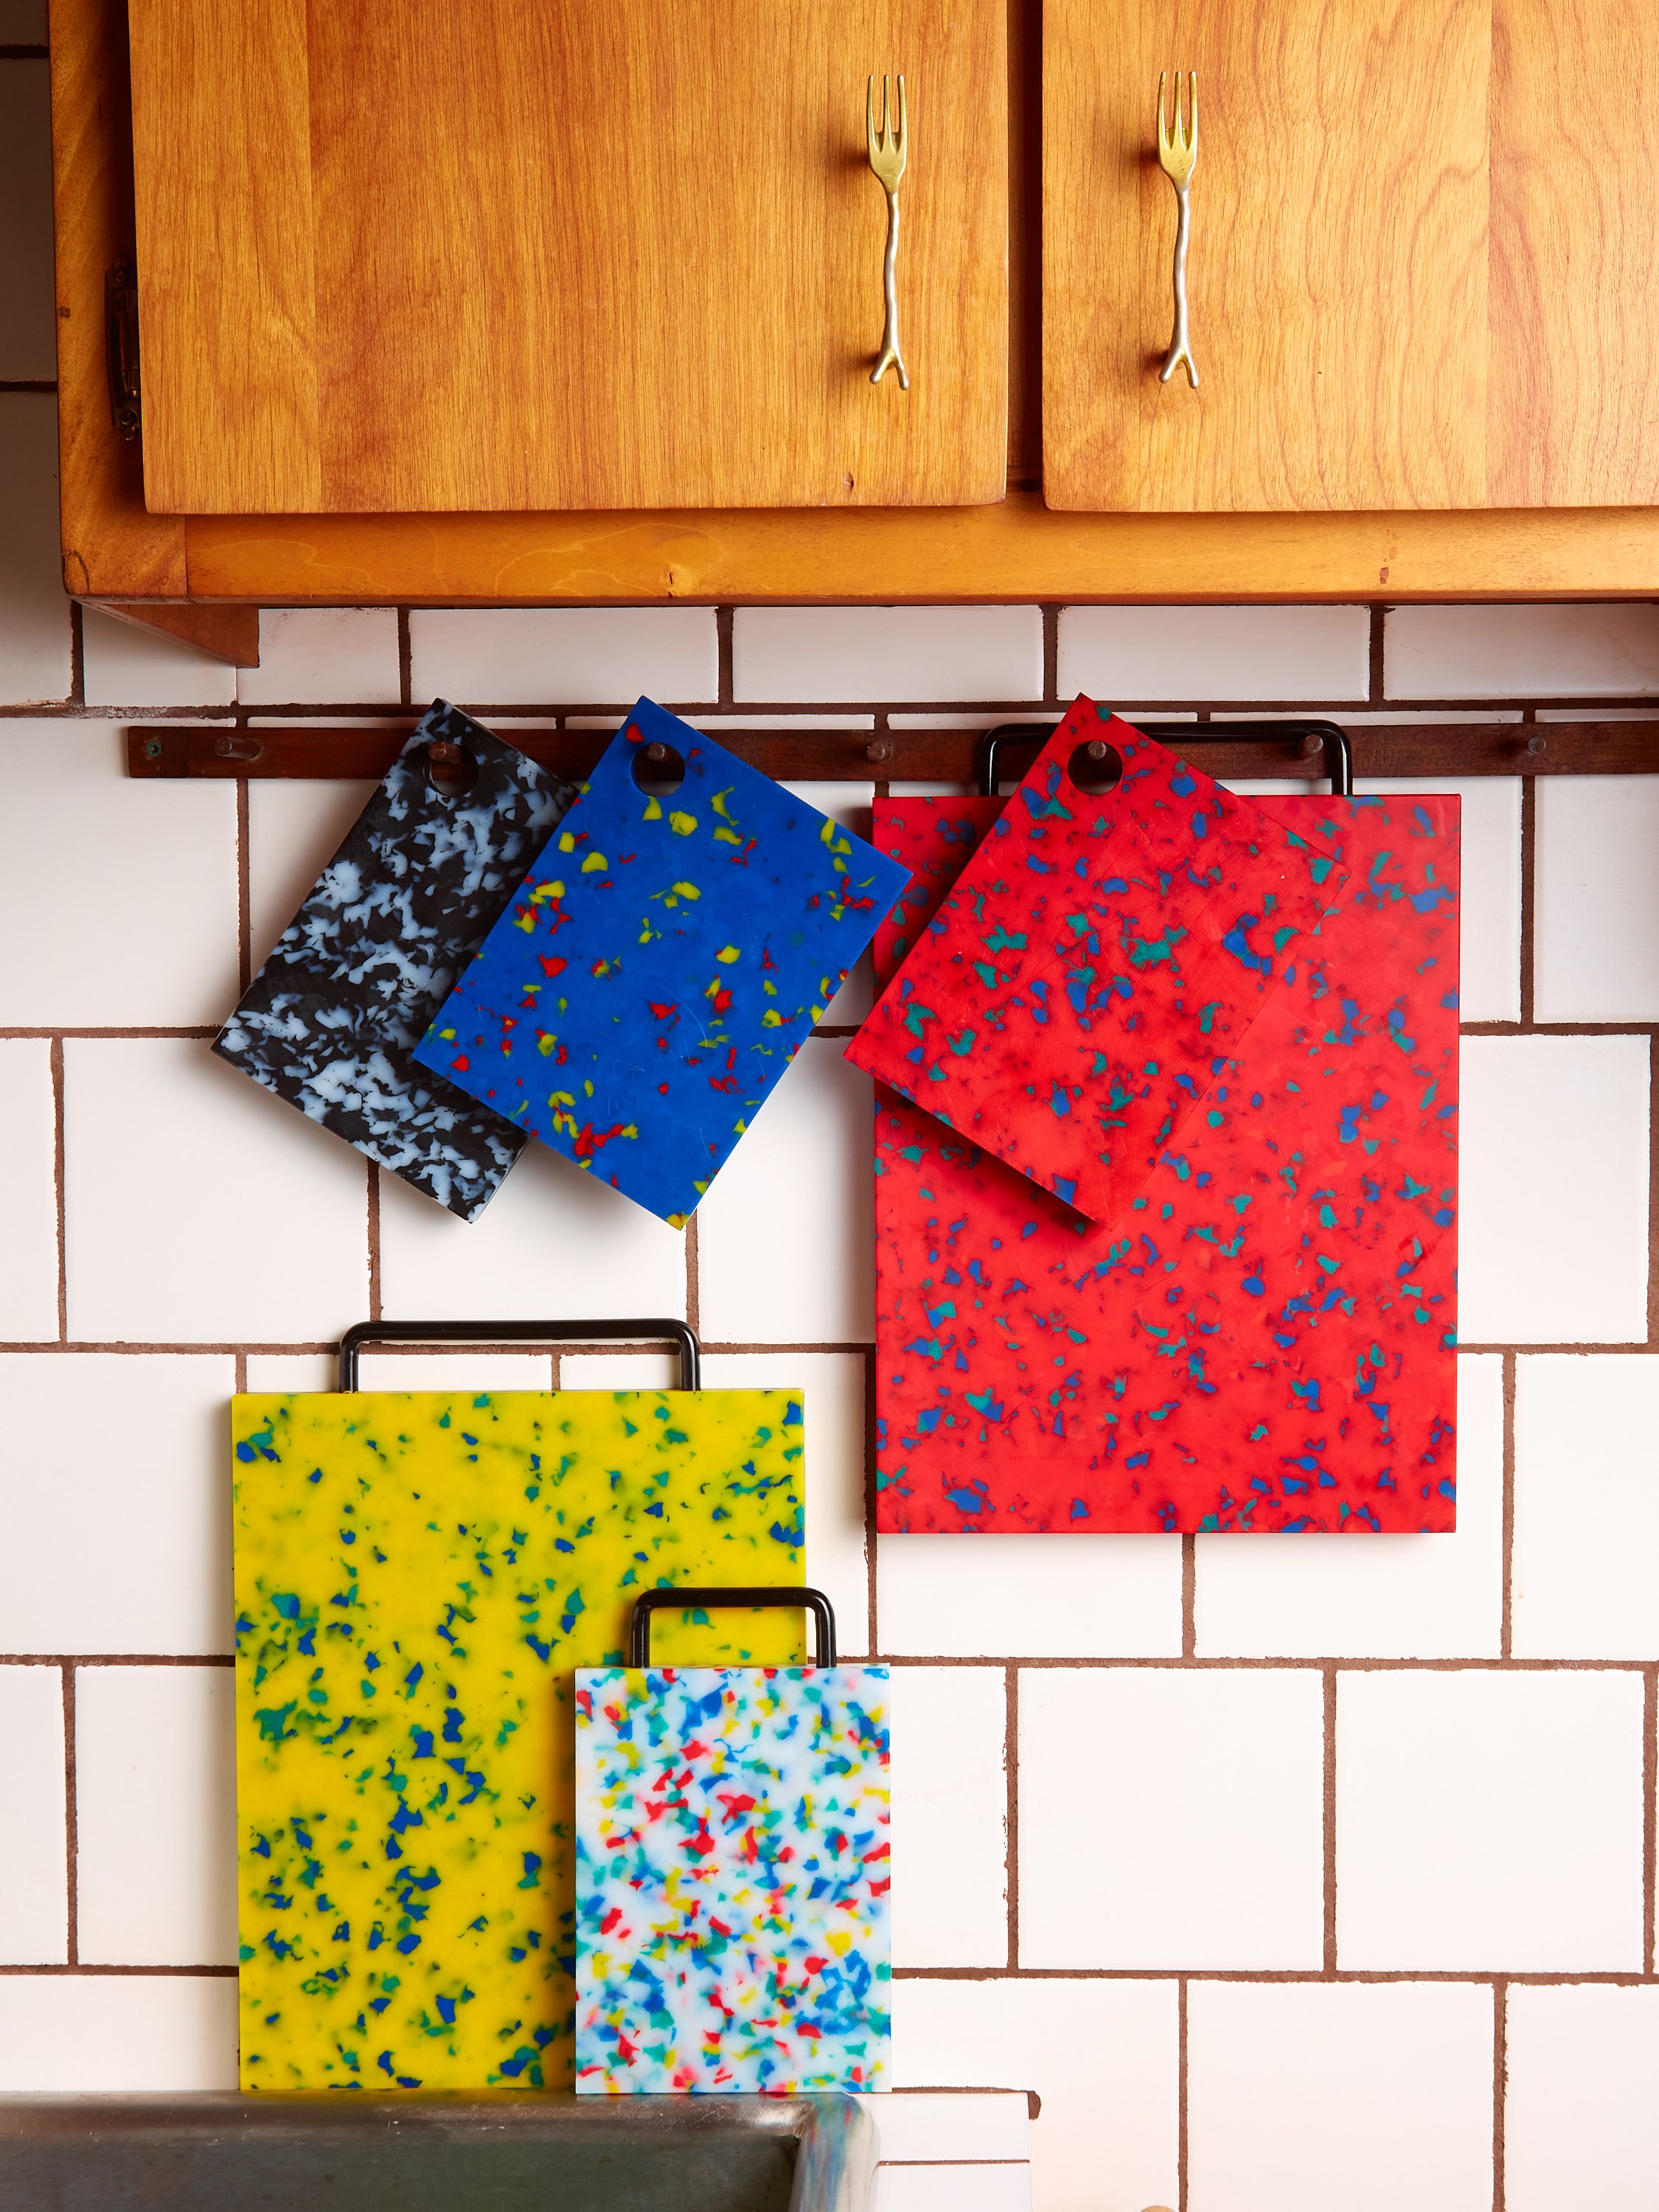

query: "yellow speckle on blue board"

left=233, top=1388, right=805, bottom=2095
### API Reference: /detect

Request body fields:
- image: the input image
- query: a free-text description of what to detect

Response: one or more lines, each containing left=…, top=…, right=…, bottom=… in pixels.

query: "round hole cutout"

left=423, top=740, right=479, bottom=799
left=630, top=740, right=686, bottom=798
left=1067, top=738, right=1124, bottom=796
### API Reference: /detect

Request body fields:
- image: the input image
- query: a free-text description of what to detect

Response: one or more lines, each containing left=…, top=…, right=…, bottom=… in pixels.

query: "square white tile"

left=1336, top=1669, right=1645, bottom=1969
left=1535, top=776, right=1659, bottom=1020
left=1457, top=1034, right=1649, bottom=1344
left=0, top=1975, right=238, bottom=2090
left=1362, top=777, right=1523, bottom=1022
left=0, top=59, right=55, bottom=381
left=238, top=609, right=402, bottom=706
left=877, top=1534, right=1183, bottom=1659
left=0, top=721, right=239, bottom=1025
left=697, top=1039, right=876, bottom=1344
left=82, top=611, right=240, bottom=709
left=377, top=1137, right=686, bottom=1325
left=1512, top=1355, right=1659, bottom=1658
left=0, top=394, right=73, bottom=705
left=1194, top=1354, right=1503, bottom=1659
left=1504, top=1985, right=1659, bottom=2212
left=0, top=1664, right=66, bottom=1962
left=1057, top=605, right=1370, bottom=703
left=733, top=608, right=1044, bottom=705
left=891, top=1978, right=1178, bottom=2212
left=1186, top=1981, right=1492, bottom=2212
left=74, top=1665, right=237, bottom=1966
left=888, top=1666, right=1007, bottom=1969
left=63, top=1041, right=370, bottom=1342
left=0, top=1039, right=58, bottom=1340
left=408, top=608, right=717, bottom=706
left=1018, top=1668, right=1325, bottom=1968
left=1385, top=602, right=1659, bottom=699
left=0, top=1353, right=235, bottom=1656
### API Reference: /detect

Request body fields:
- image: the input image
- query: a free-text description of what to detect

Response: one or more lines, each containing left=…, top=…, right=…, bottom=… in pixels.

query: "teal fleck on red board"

left=415, top=700, right=909, bottom=1227
left=870, top=783, right=1458, bottom=1533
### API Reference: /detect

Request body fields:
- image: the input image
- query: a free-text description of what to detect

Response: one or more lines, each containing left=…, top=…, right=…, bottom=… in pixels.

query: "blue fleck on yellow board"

left=412, top=699, right=909, bottom=1225
left=233, top=1385, right=805, bottom=2093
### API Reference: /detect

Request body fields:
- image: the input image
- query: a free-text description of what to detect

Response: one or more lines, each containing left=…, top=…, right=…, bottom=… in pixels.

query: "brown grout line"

left=861, top=1346, right=880, bottom=1661
left=716, top=607, right=734, bottom=709
left=68, top=599, right=85, bottom=707
left=1492, top=1979, right=1508, bottom=2212
left=892, top=1966, right=1659, bottom=1986
left=1461, top=1020, right=1659, bottom=1038
left=0, top=1964, right=239, bottom=1978
left=1176, top=1976, right=1189, bottom=2212
left=60, top=1664, right=77, bottom=1967
left=1041, top=605, right=1060, bottom=705
left=1645, top=1668, right=1658, bottom=1978
left=235, top=776, right=252, bottom=995
left=684, top=1210, right=700, bottom=1340
left=3, top=1655, right=234, bottom=1668
left=1004, top=1664, right=1020, bottom=1971
left=1518, top=774, right=1537, bottom=1029
left=49, top=1037, right=66, bottom=1344
left=397, top=609, right=413, bottom=708
left=1368, top=605, right=1386, bottom=704
left=1336, top=1663, right=1345, bottom=1973
left=366, top=1164, right=382, bottom=1321
left=1501, top=1354, right=1517, bottom=1660
left=863, top=1654, right=1644, bottom=1673
left=234, top=1350, right=247, bottom=1394
left=0, top=1028, right=220, bottom=1040
left=1180, top=1535, right=1196, bottom=1656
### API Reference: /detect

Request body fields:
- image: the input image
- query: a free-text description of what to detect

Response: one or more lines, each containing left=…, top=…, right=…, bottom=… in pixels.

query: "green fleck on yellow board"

left=232, top=1387, right=805, bottom=2093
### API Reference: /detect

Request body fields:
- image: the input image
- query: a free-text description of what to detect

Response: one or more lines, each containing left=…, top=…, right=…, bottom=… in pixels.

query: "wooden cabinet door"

left=127, top=0, right=1006, bottom=513
left=1044, top=0, right=1492, bottom=512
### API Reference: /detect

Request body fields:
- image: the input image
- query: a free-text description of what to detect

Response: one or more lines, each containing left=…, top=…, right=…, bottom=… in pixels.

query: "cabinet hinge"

left=105, top=257, right=141, bottom=442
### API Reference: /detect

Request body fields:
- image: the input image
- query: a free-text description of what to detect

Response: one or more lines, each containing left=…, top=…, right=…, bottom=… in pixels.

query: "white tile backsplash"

left=1018, top=1668, right=1325, bottom=1968
left=0, top=1354, right=234, bottom=1655
left=0, top=1666, right=66, bottom=1962
left=856, top=2093, right=1030, bottom=2166
left=1337, top=1669, right=1645, bottom=1969
left=237, top=608, right=402, bottom=706
left=74, top=1666, right=237, bottom=1966
left=1186, top=1981, right=1493, bottom=2212
left=408, top=607, right=717, bottom=706
left=0, top=396, right=73, bottom=704
left=1534, top=775, right=1659, bottom=1020
left=877, top=1534, right=1183, bottom=1658
left=872, top=2167, right=1032, bottom=2212
left=1512, top=1355, right=1659, bottom=1658
left=0, top=1038, right=58, bottom=1340
left=734, top=608, right=1044, bottom=704
left=888, top=1666, right=1008, bottom=1967
left=81, top=610, right=241, bottom=709
left=1386, top=602, right=1659, bottom=700
left=1058, top=604, right=1370, bottom=703
left=0, top=722, right=239, bottom=1025
left=0, top=1975, right=239, bottom=2091
left=246, top=778, right=381, bottom=968
left=1504, top=1985, right=1659, bottom=2212
left=1457, top=1034, right=1650, bottom=1344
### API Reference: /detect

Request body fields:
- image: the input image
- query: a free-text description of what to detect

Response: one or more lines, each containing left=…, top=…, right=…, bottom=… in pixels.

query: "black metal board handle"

left=627, top=1586, right=837, bottom=1669
left=337, top=1318, right=700, bottom=1392
left=979, top=717, right=1355, bottom=799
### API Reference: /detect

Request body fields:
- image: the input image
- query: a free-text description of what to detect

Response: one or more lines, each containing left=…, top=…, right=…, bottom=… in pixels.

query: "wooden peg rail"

left=125, top=718, right=1659, bottom=785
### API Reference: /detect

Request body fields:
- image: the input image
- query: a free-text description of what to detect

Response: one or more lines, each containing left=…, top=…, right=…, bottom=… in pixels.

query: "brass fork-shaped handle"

left=1156, top=69, right=1198, bottom=390
left=867, top=73, right=909, bottom=389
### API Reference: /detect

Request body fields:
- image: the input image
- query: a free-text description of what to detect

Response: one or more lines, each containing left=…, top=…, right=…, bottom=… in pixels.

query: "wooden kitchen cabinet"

left=125, top=0, right=1007, bottom=514
left=1043, top=0, right=1659, bottom=512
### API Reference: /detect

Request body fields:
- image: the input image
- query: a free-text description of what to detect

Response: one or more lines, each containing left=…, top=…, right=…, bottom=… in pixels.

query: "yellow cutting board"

left=232, top=1386, right=804, bottom=2093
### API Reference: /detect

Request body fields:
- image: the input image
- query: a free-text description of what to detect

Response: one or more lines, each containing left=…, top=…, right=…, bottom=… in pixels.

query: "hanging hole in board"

left=423, top=740, right=479, bottom=799
left=631, top=740, right=686, bottom=798
left=1067, top=738, right=1124, bottom=796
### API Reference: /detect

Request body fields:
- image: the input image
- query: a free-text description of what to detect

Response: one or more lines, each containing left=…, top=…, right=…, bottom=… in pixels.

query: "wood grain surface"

left=125, top=0, right=1006, bottom=515
left=1045, top=0, right=1492, bottom=513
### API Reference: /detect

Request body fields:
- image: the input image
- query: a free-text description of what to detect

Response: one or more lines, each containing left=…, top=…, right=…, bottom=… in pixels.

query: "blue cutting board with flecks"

left=414, top=700, right=908, bottom=1225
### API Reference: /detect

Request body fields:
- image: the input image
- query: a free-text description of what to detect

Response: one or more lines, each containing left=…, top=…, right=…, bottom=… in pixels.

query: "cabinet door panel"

left=1489, top=0, right=1659, bottom=505
left=129, top=0, right=1006, bottom=513
left=1044, top=0, right=1491, bottom=512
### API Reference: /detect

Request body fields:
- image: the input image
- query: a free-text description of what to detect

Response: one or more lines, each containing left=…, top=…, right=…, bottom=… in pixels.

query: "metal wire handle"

left=337, top=1317, right=700, bottom=1392
left=628, top=1586, right=838, bottom=1668
left=978, top=718, right=1355, bottom=799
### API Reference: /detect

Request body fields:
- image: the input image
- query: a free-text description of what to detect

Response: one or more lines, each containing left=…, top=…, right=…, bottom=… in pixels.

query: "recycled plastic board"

left=414, top=699, right=909, bottom=1226
left=233, top=1386, right=807, bottom=2092
left=870, top=788, right=1458, bottom=1532
left=215, top=703, right=576, bottom=1221
left=846, top=698, right=1346, bottom=1224
left=575, top=1660, right=891, bottom=2093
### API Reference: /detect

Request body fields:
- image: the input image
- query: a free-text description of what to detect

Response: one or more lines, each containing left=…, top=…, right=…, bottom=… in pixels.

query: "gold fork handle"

left=1159, top=184, right=1198, bottom=390
left=872, top=189, right=909, bottom=389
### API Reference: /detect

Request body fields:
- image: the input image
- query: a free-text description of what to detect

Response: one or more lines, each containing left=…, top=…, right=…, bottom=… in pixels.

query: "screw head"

left=143, top=737, right=161, bottom=759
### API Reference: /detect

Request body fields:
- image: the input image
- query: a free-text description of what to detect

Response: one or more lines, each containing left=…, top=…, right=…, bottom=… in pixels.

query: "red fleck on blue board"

left=846, top=698, right=1346, bottom=1224
left=870, top=782, right=1459, bottom=1534
left=414, top=700, right=908, bottom=1225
